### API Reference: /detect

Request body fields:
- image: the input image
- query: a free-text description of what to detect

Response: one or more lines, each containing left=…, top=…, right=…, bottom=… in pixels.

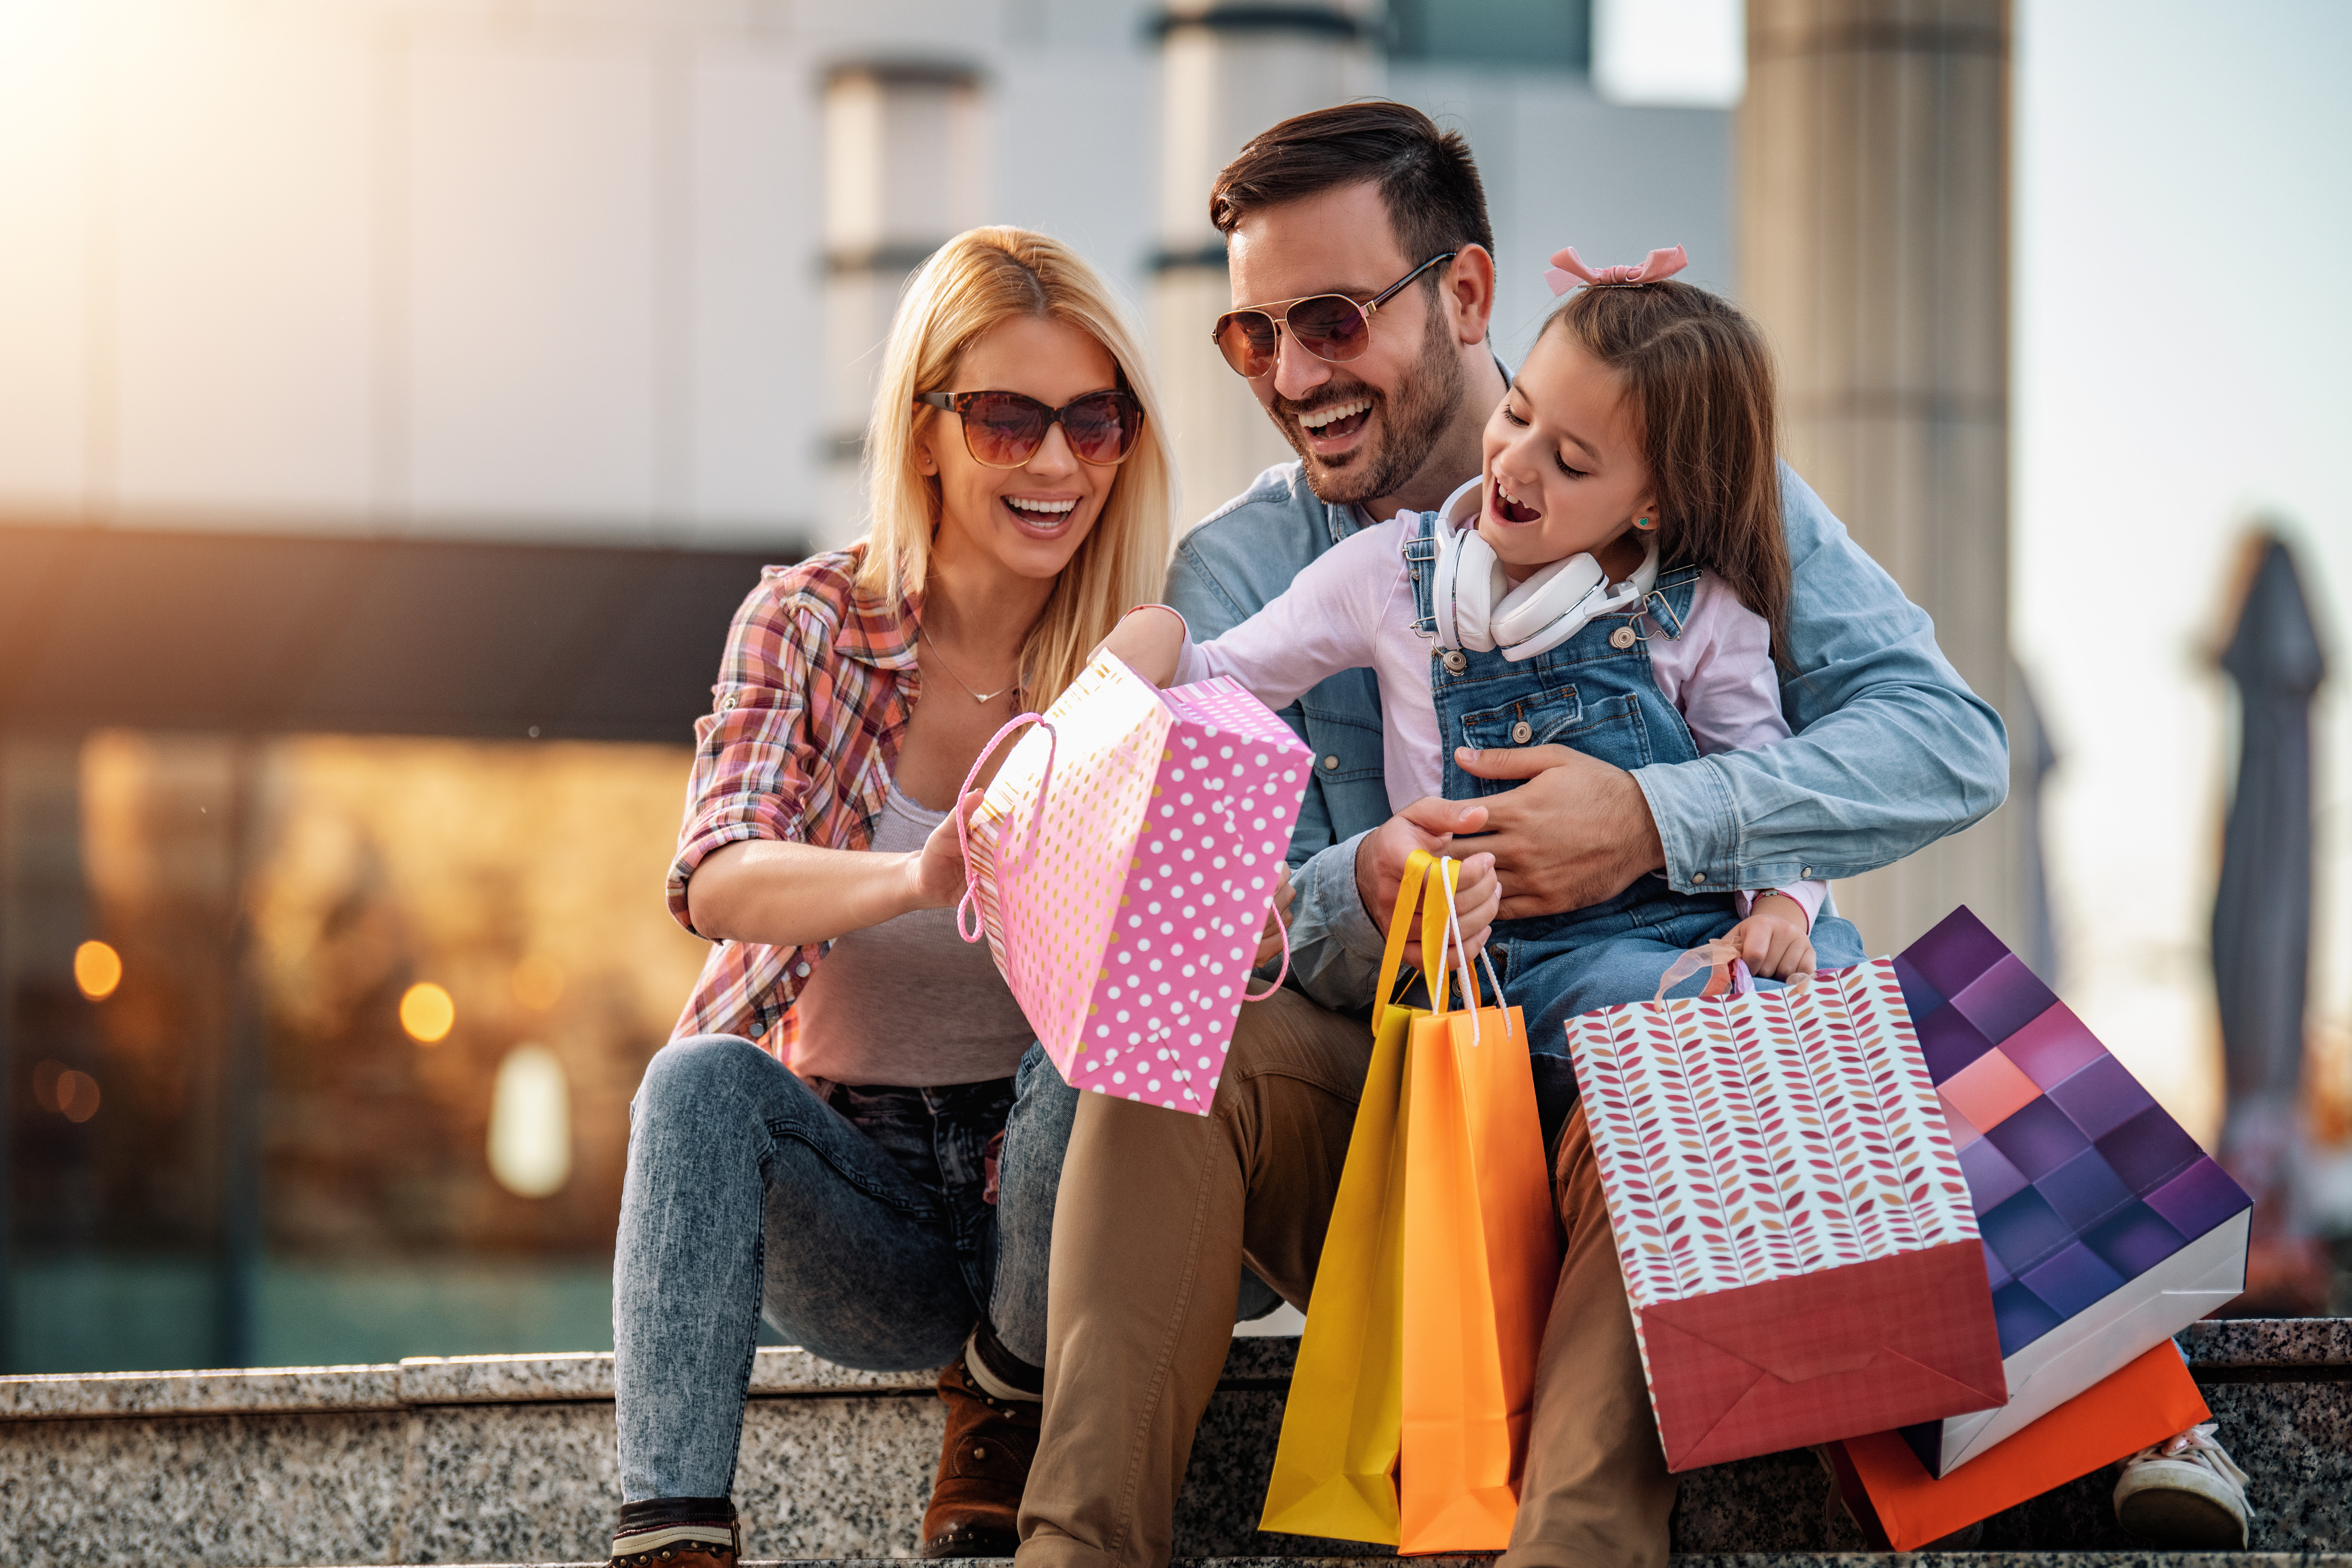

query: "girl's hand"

left=1727, top=893, right=1815, bottom=980
left=1254, top=865, right=1297, bottom=968
left=1354, top=797, right=1500, bottom=967
left=1096, top=604, right=1187, bottom=687
left=908, top=791, right=984, bottom=910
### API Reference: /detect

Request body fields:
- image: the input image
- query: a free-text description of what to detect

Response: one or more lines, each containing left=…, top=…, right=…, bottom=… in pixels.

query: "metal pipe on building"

left=820, top=61, right=988, bottom=554
left=1148, top=3, right=1375, bottom=525
left=1739, top=0, right=2027, bottom=951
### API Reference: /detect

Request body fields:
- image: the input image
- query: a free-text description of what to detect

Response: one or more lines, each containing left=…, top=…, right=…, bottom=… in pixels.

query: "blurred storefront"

left=0, top=0, right=1743, bottom=1371
left=0, top=526, right=764, bottom=1372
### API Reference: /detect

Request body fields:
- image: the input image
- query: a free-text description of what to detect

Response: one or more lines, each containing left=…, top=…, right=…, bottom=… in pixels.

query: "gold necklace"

left=919, top=624, right=1021, bottom=705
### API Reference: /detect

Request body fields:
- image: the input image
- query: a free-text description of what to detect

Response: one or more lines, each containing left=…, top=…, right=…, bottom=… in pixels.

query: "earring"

left=1633, top=516, right=1654, bottom=531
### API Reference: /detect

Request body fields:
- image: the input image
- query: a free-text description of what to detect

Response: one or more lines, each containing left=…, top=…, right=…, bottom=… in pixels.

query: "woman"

left=606, top=229, right=1186, bottom=1568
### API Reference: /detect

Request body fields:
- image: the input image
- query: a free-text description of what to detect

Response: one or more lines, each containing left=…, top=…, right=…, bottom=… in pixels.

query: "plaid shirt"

left=667, top=547, right=921, bottom=1058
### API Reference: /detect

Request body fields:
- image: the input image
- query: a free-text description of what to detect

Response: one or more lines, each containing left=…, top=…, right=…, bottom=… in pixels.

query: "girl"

left=1104, top=248, right=1864, bottom=1034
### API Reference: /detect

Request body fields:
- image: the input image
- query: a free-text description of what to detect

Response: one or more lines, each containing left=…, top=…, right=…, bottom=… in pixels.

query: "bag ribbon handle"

left=1370, top=848, right=1435, bottom=1020
left=954, top=712, right=1057, bottom=944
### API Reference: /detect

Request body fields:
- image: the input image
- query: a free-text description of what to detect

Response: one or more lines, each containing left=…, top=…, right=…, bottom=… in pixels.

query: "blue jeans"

left=612, top=1035, right=1072, bottom=1500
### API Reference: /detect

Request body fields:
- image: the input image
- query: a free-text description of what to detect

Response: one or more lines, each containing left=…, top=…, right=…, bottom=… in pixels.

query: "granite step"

left=282, top=1558, right=2352, bottom=1568
left=2, top=1322, right=2345, bottom=1566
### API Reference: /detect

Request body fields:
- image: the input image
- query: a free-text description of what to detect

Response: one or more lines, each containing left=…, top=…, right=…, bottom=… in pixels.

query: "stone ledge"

left=0, top=1345, right=935, bottom=1422
left=282, top=1557, right=2352, bottom=1567
left=8, top=1321, right=2346, bottom=1423
left=0, top=1338, right=1299, bottom=1422
left=2181, top=1319, right=2352, bottom=1377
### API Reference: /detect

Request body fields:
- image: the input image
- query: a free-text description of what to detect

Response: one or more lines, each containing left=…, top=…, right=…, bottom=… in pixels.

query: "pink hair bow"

left=1543, top=244, right=1689, bottom=295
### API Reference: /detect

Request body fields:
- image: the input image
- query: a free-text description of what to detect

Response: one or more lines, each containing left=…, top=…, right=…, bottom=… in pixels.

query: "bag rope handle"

left=1426, top=855, right=1510, bottom=1047
left=953, top=712, right=1057, bottom=945
left=1242, top=898, right=1290, bottom=1001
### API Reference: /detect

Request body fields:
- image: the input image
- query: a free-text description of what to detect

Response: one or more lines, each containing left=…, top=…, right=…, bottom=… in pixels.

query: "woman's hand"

left=1097, top=604, right=1187, bottom=687
left=907, top=792, right=984, bottom=910
left=1726, top=892, right=1815, bottom=980
left=1354, top=797, right=1501, bottom=967
left=1254, top=865, right=1297, bottom=968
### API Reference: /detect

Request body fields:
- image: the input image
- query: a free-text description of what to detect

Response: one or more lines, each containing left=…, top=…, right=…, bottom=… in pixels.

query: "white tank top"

left=786, top=775, right=1037, bottom=1086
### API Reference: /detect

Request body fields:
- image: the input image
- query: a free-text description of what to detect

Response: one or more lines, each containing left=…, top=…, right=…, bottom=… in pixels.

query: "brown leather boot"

left=920, top=1352, right=1040, bottom=1557
left=607, top=1496, right=739, bottom=1566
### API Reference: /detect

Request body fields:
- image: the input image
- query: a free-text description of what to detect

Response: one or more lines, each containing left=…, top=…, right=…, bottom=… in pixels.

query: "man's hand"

left=1451, top=745, right=1665, bottom=919
left=1254, top=864, right=1297, bottom=968
left=1354, top=797, right=1501, bottom=968
left=1727, top=891, right=1815, bottom=980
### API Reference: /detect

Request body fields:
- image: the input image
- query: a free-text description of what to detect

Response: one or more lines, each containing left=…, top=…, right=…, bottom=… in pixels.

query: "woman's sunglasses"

left=914, top=388, right=1145, bottom=468
left=1209, top=252, right=1458, bottom=379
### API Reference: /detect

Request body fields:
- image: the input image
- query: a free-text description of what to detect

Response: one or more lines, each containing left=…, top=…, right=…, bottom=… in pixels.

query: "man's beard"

left=1272, top=301, right=1466, bottom=508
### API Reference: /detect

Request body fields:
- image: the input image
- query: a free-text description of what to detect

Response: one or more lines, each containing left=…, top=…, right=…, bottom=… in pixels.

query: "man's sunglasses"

left=1210, top=252, right=1458, bottom=379
left=914, top=388, right=1145, bottom=468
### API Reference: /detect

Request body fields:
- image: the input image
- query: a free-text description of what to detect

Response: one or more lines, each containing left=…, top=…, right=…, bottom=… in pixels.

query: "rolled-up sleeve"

left=1280, top=831, right=1389, bottom=1011
left=665, top=582, right=825, bottom=935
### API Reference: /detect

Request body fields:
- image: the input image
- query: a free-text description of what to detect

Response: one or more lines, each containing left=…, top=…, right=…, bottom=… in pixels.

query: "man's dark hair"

left=1208, top=101, right=1494, bottom=274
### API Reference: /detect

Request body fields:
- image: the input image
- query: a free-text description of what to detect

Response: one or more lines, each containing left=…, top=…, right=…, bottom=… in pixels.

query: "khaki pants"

left=1015, top=988, right=1676, bottom=1568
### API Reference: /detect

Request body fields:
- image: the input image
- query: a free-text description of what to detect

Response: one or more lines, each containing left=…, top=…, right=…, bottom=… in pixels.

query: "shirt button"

left=1442, top=650, right=1468, bottom=673
left=794, top=962, right=812, bottom=977
left=1802, top=866, right=1813, bottom=878
left=1609, top=626, right=1638, bottom=650
left=1323, top=755, right=1341, bottom=770
left=1511, top=720, right=1533, bottom=744
left=1692, top=872, right=1707, bottom=884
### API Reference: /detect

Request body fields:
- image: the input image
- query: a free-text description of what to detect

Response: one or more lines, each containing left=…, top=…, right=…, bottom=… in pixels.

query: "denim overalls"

left=1401, top=512, right=1866, bottom=1052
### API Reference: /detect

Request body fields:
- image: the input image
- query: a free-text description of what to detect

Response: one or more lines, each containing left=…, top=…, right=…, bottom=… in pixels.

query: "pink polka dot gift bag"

left=954, top=651, right=1313, bottom=1114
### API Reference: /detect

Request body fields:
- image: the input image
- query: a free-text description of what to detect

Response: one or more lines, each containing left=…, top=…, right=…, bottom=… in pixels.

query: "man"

left=991, top=103, right=2242, bottom=1568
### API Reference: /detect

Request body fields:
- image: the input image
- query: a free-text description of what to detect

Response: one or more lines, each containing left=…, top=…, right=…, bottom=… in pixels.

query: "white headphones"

left=1427, top=476, right=1659, bottom=663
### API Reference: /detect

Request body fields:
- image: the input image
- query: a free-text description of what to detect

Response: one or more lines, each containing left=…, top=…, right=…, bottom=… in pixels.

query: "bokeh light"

left=399, top=981, right=456, bottom=1044
left=487, top=1044, right=572, bottom=1198
left=56, top=1069, right=101, bottom=1123
left=73, top=939, right=123, bottom=1001
left=510, top=954, right=565, bottom=1011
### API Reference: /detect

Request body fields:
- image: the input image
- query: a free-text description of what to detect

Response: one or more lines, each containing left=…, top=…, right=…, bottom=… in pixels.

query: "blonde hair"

left=857, top=227, right=1176, bottom=706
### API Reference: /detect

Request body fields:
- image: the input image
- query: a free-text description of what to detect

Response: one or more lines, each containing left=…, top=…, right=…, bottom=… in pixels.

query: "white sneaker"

left=2113, top=1423, right=2252, bottom=1549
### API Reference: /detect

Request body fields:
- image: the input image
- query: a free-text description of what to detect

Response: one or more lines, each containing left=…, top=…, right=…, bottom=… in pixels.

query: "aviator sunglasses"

left=1210, top=251, right=1459, bottom=378
left=914, top=387, right=1146, bottom=468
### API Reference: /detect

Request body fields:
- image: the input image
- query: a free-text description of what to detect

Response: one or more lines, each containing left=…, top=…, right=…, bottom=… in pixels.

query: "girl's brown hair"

left=1544, top=280, right=1790, bottom=664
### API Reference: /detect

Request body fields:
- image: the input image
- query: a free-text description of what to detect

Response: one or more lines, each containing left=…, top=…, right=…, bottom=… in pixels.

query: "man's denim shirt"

left=1165, top=459, right=2011, bottom=1011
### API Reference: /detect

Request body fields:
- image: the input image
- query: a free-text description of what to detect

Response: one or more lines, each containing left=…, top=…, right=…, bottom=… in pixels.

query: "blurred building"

left=0, top=0, right=1734, bottom=1372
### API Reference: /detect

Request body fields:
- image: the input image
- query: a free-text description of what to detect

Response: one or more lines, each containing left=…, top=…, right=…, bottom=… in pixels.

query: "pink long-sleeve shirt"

left=1170, top=515, right=1826, bottom=927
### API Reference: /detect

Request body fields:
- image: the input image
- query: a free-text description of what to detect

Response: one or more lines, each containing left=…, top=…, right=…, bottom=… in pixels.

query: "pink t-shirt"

left=1170, top=515, right=1826, bottom=927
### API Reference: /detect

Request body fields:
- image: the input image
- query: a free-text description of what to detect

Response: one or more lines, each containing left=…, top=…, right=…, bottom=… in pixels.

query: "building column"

left=1739, top=0, right=2029, bottom=952
left=1149, top=3, right=1374, bottom=525
left=820, top=62, right=987, bottom=555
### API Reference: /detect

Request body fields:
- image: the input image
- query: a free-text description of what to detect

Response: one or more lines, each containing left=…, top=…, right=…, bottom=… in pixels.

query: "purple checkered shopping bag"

left=1892, top=908, right=2250, bottom=1476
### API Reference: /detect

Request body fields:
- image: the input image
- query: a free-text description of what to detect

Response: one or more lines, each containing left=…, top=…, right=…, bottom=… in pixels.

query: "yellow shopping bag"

left=1257, top=849, right=1433, bottom=1543
left=1260, top=853, right=1558, bottom=1552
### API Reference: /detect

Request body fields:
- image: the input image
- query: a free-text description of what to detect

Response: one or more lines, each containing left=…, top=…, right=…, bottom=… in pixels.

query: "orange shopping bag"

left=1829, top=1340, right=2211, bottom=1550
left=1397, top=857, right=1561, bottom=1552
